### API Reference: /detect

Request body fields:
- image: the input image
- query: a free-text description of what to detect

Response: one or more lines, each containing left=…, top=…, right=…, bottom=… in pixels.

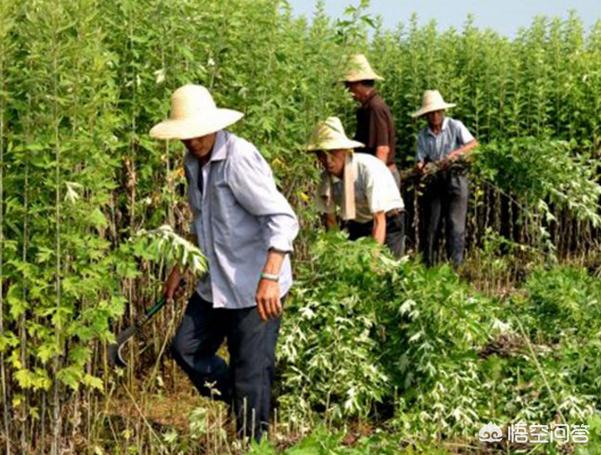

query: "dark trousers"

left=423, top=171, right=468, bottom=267
left=346, top=211, right=406, bottom=258
left=171, top=292, right=281, bottom=440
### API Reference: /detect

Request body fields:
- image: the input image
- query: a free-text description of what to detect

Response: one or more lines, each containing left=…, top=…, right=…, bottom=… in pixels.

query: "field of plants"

left=1, top=0, right=600, bottom=453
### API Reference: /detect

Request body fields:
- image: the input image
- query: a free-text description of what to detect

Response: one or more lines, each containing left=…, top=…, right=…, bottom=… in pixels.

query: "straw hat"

left=309, top=117, right=359, bottom=220
left=150, top=84, right=243, bottom=140
left=411, top=90, right=456, bottom=118
left=306, top=117, right=364, bottom=151
left=342, top=54, right=383, bottom=82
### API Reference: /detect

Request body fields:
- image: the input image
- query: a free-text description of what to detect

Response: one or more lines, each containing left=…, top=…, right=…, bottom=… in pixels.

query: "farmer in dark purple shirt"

left=342, top=54, right=400, bottom=189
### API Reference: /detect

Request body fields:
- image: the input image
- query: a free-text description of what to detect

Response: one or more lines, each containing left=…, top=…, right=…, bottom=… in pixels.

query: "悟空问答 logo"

left=479, top=423, right=504, bottom=442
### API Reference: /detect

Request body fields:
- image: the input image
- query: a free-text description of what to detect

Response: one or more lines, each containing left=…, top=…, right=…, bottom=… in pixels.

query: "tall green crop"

left=0, top=1, right=599, bottom=452
left=2, top=1, right=126, bottom=451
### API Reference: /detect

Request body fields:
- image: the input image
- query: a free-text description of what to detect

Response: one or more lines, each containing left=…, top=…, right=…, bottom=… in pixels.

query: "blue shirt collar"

left=210, top=130, right=228, bottom=162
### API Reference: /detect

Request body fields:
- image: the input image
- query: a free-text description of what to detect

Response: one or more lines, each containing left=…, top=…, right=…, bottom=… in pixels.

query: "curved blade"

left=108, top=325, right=137, bottom=368
left=107, top=294, right=173, bottom=370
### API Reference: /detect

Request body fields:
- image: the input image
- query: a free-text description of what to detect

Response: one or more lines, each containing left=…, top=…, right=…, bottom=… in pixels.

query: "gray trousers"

left=171, top=292, right=281, bottom=441
left=423, top=171, right=468, bottom=267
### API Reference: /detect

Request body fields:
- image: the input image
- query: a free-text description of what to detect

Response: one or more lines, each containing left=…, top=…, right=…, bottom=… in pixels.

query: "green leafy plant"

left=1, top=1, right=600, bottom=453
left=278, top=232, right=392, bottom=422
left=131, top=225, right=207, bottom=277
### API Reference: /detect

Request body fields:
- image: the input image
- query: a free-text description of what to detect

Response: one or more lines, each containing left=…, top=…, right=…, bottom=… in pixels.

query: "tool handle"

left=135, top=279, right=186, bottom=327
left=138, top=296, right=166, bottom=327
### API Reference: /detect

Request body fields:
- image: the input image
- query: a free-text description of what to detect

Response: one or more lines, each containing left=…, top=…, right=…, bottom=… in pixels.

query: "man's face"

left=344, top=81, right=364, bottom=102
left=426, top=110, right=444, bottom=129
left=181, top=133, right=217, bottom=160
left=316, top=149, right=347, bottom=177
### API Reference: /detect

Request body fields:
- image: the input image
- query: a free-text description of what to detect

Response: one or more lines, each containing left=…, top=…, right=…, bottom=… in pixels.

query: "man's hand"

left=416, top=161, right=426, bottom=174
left=446, top=139, right=479, bottom=162
left=256, top=249, right=286, bottom=321
left=163, top=266, right=182, bottom=302
left=439, top=156, right=452, bottom=170
left=447, top=150, right=460, bottom=160
left=256, top=278, right=281, bottom=321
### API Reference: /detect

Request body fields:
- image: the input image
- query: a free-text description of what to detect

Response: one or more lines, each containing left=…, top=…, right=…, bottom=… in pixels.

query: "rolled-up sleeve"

left=363, top=162, right=398, bottom=214
left=227, top=145, right=299, bottom=253
left=455, top=120, right=475, bottom=145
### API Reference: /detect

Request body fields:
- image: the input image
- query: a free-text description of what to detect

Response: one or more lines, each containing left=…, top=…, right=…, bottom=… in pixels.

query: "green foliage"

left=389, top=266, right=500, bottom=439
left=279, top=232, right=501, bottom=433
left=279, top=234, right=600, bottom=444
left=248, top=426, right=408, bottom=455
left=1, top=0, right=127, bottom=405
left=131, top=225, right=207, bottom=277
left=520, top=266, right=601, bottom=340
left=473, top=138, right=601, bottom=226
left=1, top=0, right=600, bottom=452
left=279, top=232, right=393, bottom=421
left=576, top=414, right=601, bottom=455
left=504, top=267, right=601, bottom=423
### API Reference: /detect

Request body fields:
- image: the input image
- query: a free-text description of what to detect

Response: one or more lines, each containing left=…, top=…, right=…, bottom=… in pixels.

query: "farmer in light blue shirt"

left=413, top=90, right=478, bottom=267
left=150, top=84, right=298, bottom=441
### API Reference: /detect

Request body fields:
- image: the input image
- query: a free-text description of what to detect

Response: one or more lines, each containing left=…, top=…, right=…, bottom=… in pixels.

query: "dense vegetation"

left=0, top=0, right=600, bottom=453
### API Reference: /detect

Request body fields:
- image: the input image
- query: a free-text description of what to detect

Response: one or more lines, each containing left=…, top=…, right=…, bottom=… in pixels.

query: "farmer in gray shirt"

left=150, top=84, right=299, bottom=441
left=413, top=90, right=478, bottom=267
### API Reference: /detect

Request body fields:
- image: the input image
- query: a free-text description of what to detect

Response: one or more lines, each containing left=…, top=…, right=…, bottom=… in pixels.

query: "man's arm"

left=226, top=146, right=299, bottom=319
left=371, top=211, right=386, bottom=244
left=447, top=120, right=478, bottom=160
left=370, top=106, right=392, bottom=164
left=322, top=212, right=337, bottom=230
left=227, top=147, right=299, bottom=254
left=375, top=145, right=390, bottom=164
left=447, top=139, right=478, bottom=160
left=415, top=133, right=427, bottom=172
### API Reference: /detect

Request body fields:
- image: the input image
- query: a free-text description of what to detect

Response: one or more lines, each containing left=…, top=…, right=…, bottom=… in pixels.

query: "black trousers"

left=345, top=211, right=406, bottom=258
left=171, top=292, right=281, bottom=441
left=422, top=170, right=468, bottom=267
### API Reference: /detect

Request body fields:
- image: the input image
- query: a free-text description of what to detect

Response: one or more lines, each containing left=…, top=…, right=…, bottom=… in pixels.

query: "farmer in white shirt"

left=308, top=117, right=406, bottom=257
left=413, top=90, right=479, bottom=267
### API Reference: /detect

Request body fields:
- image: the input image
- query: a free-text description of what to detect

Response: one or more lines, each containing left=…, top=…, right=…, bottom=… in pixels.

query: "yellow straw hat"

left=150, top=84, right=243, bottom=140
left=308, top=117, right=359, bottom=220
left=341, top=54, right=383, bottom=82
left=306, top=116, right=364, bottom=151
left=411, top=90, right=456, bottom=118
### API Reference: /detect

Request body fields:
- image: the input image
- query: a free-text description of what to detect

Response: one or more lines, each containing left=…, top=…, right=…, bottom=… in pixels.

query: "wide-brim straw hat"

left=411, top=89, right=456, bottom=118
left=150, top=84, right=243, bottom=140
left=306, top=117, right=364, bottom=151
left=341, top=54, right=383, bottom=82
